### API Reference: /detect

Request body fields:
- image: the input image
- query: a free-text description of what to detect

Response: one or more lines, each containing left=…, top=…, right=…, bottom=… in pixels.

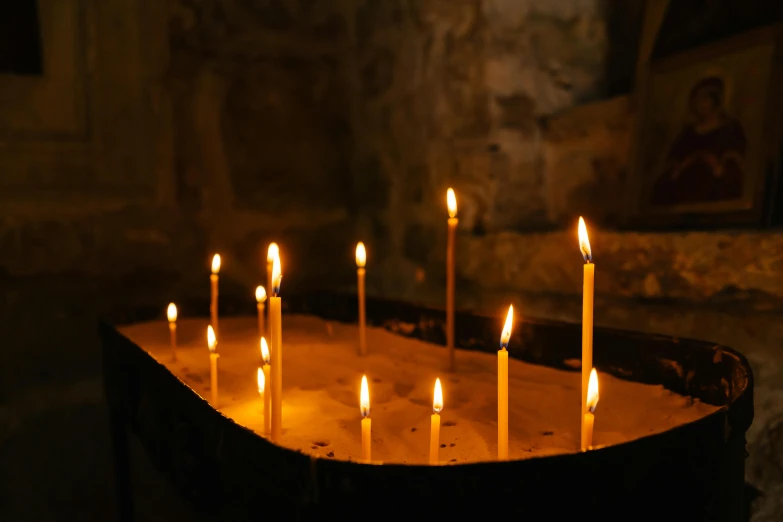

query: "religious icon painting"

left=628, top=25, right=783, bottom=228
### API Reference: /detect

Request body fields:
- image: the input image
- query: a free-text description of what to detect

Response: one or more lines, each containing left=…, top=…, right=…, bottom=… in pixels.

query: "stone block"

left=459, top=228, right=783, bottom=303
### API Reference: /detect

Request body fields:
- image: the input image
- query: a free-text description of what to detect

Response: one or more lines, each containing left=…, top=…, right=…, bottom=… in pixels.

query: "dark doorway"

left=0, top=1, right=44, bottom=76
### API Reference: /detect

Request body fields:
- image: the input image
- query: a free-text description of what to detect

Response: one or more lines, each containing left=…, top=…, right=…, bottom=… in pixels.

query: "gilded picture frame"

left=628, top=25, right=783, bottom=228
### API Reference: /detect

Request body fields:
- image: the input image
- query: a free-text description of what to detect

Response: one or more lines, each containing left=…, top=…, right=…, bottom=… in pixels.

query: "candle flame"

left=446, top=188, right=457, bottom=218
left=587, top=368, right=599, bottom=413
left=360, top=375, right=370, bottom=418
left=578, top=217, right=592, bottom=263
left=433, top=377, right=443, bottom=413
left=267, top=242, right=279, bottom=263
left=255, top=285, right=267, bottom=303
left=260, top=337, right=270, bottom=364
left=272, top=252, right=282, bottom=296
left=500, top=305, right=514, bottom=349
left=257, top=367, right=265, bottom=395
left=211, top=254, right=221, bottom=274
left=167, top=303, right=177, bottom=323
left=207, top=325, right=216, bottom=352
left=356, top=242, right=366, bottom=268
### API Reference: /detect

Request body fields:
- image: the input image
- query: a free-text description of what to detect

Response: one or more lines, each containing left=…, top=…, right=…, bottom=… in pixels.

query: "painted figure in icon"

left=651, top=75, right=746, bottom=206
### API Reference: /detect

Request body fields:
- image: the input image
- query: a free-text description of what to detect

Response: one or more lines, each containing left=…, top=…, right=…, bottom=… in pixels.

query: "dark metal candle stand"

left=100, top=290, right=753, bottom=522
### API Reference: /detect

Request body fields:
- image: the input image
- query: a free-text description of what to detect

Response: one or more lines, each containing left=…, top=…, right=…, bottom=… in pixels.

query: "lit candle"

left=210, top=254, right=221, bottom=341
left=260, top=337, right=271, bottom=436
left=207, top=325, right=219, bottom=406
left=578, top=217, right=594, bottom=447
left=582, top=368, right=599, bottom=450
left=257, top=367, right=266, bottom=436
left=430, top=377, right=443, bottom=464
left=270, top=251, right=283, bottom=442
left=446, top=188, right=458, bottom=372
left=167, top=303, right=177, bottom=361
left=498, top=305, right=514, bottom=460
left=356, top=242, right=367, bottom=356
left=360, top=375, right=371, bottom=462
left=266, top=243, right=278, bottom=310
left=255, top=285, right=267, bottom=338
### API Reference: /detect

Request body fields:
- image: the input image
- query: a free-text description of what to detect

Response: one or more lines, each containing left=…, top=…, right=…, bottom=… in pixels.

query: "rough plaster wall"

left=346, top=0, right=638, bottom=298
left=167, top=0, right=357, bottom=292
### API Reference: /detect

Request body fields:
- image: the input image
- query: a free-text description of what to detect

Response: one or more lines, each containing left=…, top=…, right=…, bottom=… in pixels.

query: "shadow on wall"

left=600, top=0, right=645, bottom=96
left=652, top=0, right=783, bottom=60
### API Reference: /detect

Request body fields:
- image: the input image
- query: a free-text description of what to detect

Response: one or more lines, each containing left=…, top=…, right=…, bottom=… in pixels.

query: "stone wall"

left=167, top=0, right=357, bottom=291
left=0, top=0, right=185, bottom=280
left=0, top=0, right=358, bottom=294
left=344, top=0, right=783, bottom=310
left=346, top=0, right=643, bottom=300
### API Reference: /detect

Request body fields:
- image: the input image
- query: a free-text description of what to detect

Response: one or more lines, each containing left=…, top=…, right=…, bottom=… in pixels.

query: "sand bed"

left=120, top=315, right=718, bottom=464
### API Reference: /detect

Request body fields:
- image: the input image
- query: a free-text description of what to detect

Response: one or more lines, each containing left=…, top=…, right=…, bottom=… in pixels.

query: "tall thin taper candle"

left=446, top=188, right=458, bottom=372
left=210, top=254, right=221, bottom=341
left=430, top=378, right=443, bottom=464
left=260, top=337, right=271, bottom=436
left=270, top=252, right=283, bottom=442
left=257, top=368, right=267, bottom=437
left=266, top=243, right=278, bottom=316
left=167, top=303, right=177, bottom=361
left=582, top=368, right=599, bottom=451
left=578, top=217, right=594, bottom=447
left=356, top=242, right=367, bottom=356
left=255, top=286, right=267, bottom=338
left=207, top=325, right=219, bottom=406
left=360, top=375, right=371, bottom=462
left=498, top=305, right=513, bottom=460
